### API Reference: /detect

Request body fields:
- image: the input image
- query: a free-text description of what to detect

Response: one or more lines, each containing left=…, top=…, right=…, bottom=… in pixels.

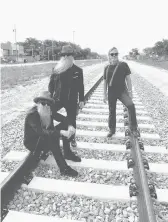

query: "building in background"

left=1, top=42, right=24, bottom=63
left=1, top=42, right=40, bottom=63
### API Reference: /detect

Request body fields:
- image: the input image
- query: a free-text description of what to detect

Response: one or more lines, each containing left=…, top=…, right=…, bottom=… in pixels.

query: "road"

left=127, top=60, right=168, bottom=97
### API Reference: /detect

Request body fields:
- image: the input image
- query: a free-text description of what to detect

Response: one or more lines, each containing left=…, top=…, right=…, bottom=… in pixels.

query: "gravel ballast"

left=6, top=187, right=168, bottom=221
left=1, top=160, right=19, bottom=172
left=34, top=164, right=168, bottom=189
left=1, top=114, right=26, bottom=157
left=131, top=72, right=168, bottom=149
left=34, top=164, right=132, bottom=186
left=77, top=125, right=156, bottom=134
left=7, top=187, right=139, bottom=222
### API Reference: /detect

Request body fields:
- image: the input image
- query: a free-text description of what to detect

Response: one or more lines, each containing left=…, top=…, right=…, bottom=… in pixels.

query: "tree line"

left=18, top=38, right=106, bottom=60
left=128, top=39, right=168, bottom=60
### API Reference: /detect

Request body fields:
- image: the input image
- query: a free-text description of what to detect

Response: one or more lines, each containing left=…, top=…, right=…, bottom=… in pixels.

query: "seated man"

left=24, top=91, right=81, bottom=177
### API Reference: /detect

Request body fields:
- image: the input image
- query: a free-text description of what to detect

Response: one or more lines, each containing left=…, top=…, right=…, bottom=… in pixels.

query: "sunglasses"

left=110, top=53, right=118, bottom=57
left=40, top=101, right=51, bottom=106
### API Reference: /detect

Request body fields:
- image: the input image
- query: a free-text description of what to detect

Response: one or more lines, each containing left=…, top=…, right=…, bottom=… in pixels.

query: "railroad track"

left=1, top=68, right=168, bottom=222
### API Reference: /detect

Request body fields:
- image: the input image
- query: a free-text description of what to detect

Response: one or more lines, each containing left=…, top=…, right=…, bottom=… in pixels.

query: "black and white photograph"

left=1, top=0, right=168, bottom=221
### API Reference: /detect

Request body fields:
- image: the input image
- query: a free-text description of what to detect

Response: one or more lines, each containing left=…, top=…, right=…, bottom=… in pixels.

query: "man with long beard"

left=24, top=91, right=80, bottom=177
left=103, top=47, right=139, bottom=137
left=48, top=45, right=84, bottom=148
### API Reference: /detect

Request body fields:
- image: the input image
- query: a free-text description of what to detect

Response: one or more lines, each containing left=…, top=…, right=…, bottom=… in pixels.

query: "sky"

left=0, top=0, right=168, bottom=56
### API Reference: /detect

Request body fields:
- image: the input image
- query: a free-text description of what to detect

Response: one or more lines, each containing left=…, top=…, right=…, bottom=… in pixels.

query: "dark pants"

left=53, top=100, right=78, bottom=141
left=53, top=100, right=78, bottom=129
left=108, top=88, right=138, bottom=131
left=33, top=122, right=73, bottom=172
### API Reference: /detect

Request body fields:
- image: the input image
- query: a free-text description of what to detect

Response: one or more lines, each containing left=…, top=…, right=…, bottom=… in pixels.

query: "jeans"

left=108, top=88, right=138, bottom=131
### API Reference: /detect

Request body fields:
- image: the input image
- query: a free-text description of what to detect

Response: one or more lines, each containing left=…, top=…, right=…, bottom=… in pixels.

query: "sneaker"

left=71, top=138, right=77, bottom=147
left=64, top=152, right=81, bottom=162
left=107, top=129, right=115, bottom=137
left=60, top=166, right=78, bottom=177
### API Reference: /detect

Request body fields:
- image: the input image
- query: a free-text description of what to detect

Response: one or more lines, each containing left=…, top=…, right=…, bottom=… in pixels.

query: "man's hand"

left=60, top=130, right=69, bottom=138
left=79, top=101, right=84, bottom=109
left=103, top=93, right=107, bottom=103
left=68, top=125, right=76, bottom=138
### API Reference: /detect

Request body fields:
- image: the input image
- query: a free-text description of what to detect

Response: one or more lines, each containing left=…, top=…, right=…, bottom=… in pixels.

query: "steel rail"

left=1, top=73, right=103, bottom=216
left=126, top=109, right=157, bottom=222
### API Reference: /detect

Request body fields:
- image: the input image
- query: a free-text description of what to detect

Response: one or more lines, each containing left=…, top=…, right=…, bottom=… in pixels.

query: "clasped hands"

left=60, top=125, right=76, bottom=139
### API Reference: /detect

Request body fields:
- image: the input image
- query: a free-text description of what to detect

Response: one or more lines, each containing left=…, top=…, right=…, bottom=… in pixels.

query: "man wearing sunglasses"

left=24, top=91, right=81, bottom=177
left=48, top=45, right=84, bottom=148
left=103, top=47, right=138, bottom=137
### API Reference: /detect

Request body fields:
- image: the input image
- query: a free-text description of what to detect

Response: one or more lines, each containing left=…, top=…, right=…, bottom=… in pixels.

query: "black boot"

left=63, top=137, right=81, bottom=162
left=71, top=137, right=77, bottom=147
left=107, top=128, right=116, bottom=137
left=70, top=133, right=77, bottom=147
left=64, top=152, right=81, bottom=162
left=60, top=165, right=78, bottom=177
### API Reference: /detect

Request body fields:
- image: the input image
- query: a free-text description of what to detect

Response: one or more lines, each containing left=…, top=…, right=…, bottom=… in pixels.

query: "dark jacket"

left=48, top=64, right=84, bottom=103
left=24, top=106, right=69, bottom=152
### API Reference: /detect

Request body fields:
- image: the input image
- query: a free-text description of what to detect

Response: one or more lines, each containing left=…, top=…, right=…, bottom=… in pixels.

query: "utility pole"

left=73, top=31, right=75, bottom=44
left=52, top=39, right=54, bottom=60
left=72, top=31, right=75, bottom=55
left=48, top=50, right=50, bottom=61
left=32, top=47, right=34, bottom=57
left=42, top=41, right=45, bottom=59
left=13, top=25, right=18, bottom=62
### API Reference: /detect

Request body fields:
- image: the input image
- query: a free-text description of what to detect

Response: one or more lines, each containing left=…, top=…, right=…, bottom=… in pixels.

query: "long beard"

left=54, top=56, right=74, bottom=74
left=38, top=108, right=52, bottom=128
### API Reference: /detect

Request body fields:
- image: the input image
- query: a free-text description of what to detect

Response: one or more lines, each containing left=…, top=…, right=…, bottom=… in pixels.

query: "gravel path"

left=131, top=72, right=168, bottom=149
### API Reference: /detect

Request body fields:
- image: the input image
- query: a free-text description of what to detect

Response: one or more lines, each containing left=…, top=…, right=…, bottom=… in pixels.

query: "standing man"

left=103, top=47, right=138, bottom=137
left=48, top=45, right=84, bottom=147
left=24, top=91, right=81, bottom=177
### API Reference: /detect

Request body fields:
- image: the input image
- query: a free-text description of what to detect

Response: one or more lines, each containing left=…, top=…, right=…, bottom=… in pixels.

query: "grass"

left=137, top=59, right=168, bottom=71
left=1, top=59, right=102, bottom=90
left=1, top=63, right=56, bottom=90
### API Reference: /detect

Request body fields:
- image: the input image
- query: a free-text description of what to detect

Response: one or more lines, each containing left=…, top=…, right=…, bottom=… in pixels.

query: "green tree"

left=153, top=39, right=168, bottom=56
left=17, top=38, right=102, bottom=60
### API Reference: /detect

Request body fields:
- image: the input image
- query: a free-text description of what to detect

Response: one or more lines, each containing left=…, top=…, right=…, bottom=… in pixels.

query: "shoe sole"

left=107, top=133, right=115, bottom=138
left=64, top=157, right=81, bottom=162
left=71, top=143, right=77, bottom=147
